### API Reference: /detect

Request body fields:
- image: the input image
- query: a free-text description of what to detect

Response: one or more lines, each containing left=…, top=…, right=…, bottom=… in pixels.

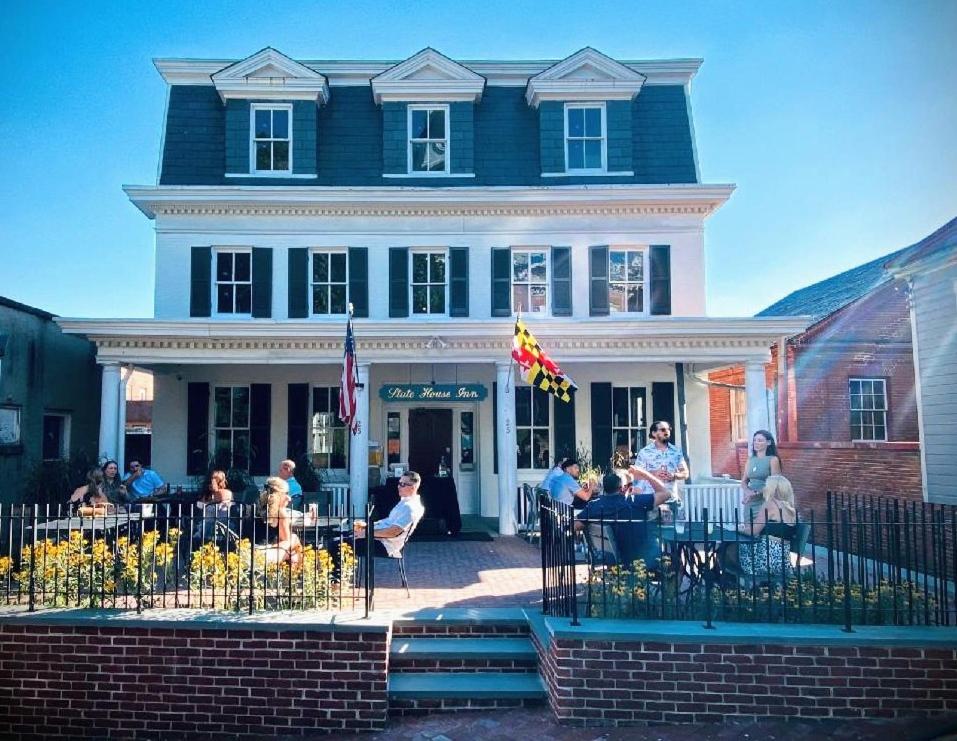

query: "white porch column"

left=98, top=363, right=121, bottom=460
left=745, top=360, right=772, bottom=438
left=116, top=366, right=131, bottom=468
left=495, top=361, right=518, bottom=535
left=349, top=363, right=371, bottom=516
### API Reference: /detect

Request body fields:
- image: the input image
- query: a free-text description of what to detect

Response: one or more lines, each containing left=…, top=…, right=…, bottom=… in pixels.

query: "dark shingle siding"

left=160, top=83, right=698, bottom=186
left=449, top=102, right=474, bottom=174
left=606, top=100, right=633, bottom=173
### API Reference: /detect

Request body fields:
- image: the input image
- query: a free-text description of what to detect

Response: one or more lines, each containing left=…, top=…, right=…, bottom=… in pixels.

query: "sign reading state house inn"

left=379, top=384, right=488, bottom=402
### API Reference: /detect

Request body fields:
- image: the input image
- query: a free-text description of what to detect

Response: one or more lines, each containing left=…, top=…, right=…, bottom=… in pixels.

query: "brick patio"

left=370, top=535, right=546, bottom=611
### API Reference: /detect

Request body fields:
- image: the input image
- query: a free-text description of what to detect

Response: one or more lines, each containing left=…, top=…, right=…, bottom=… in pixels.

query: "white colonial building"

left=59, top=47, right=805, bottom=532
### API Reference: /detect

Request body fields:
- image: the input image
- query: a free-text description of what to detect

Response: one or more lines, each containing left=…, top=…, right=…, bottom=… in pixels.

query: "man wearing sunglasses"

left=633, top=421, right=689, bottom=499
left=353, top=471, right=425, bottom=558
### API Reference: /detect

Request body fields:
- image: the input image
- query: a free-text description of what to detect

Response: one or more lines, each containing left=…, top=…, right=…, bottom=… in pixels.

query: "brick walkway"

left=370, top=535, right=545, bottom=611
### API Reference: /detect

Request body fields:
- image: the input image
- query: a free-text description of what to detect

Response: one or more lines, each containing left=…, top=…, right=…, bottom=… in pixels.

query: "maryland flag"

left=511, top=319, right=578, bottom=403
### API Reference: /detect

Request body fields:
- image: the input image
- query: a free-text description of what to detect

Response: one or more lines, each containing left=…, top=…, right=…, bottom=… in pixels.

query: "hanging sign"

left=379, top=384, right=488, bottom=402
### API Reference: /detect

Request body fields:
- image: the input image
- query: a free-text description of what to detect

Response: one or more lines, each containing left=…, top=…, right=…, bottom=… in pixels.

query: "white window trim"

left=515, top=386, right=552, bottom=472
left=212, top=247, right=253, bottom=318
left=42, top=412, right=71, bottom=461
left=309, top=248, right=350, bottom=318
left=211, top=384, right=251, bottom=468
left=510, top=247, right=551, bottom=317
left=407, top=104, right=451, bottom=176
left=0, top=406, right=21, bottom=446
left=849, top=377, right=889, bottom=442
left=564, top=102, right=607, bottom=174
left=611, top=385, right=648, bottom=455
left=608, top=247, right=649, bottom=315
left=409, top=248, right=450, bottom=317
left=729, top=387, right=747, bottom=442
left=249, top=103, right=293, bottom=176
left=310, top=386, right=349, bottom=470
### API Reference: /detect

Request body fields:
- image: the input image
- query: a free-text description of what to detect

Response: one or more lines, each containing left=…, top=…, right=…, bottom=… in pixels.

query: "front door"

left=408, top=408, right=453, bottom=477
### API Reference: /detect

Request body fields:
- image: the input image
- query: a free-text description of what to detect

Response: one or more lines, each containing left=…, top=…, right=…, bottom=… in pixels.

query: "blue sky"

left=1, top=0, right=954, bottom=318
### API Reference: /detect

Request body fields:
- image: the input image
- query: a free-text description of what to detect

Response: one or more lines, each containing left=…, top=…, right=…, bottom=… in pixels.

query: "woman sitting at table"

left=258, top=477, right=302, bottom=567
left=100, top=460, right=127, bottom=504
left=191, top=470, right=234, bottom=546
left=69, top=468, right=109, bottom=511
left=735, top=474, right=796, bottom=578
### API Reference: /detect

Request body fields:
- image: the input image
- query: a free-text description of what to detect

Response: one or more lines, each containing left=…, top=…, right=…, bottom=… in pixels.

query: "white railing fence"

left=680, top=482, right=744, bottom=522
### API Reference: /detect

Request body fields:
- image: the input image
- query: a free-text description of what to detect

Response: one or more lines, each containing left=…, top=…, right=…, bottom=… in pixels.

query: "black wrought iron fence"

left=0, top=497, right=374, bottom=617
left=540, top=493, right=957, bottom=630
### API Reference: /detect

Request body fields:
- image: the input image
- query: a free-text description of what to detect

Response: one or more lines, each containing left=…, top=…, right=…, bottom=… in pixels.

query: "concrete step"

left=391, top=607, right=530, bottom=636
left=390, top=637, right=537, bottom=661
left=388, top=672, right=546, bottom=700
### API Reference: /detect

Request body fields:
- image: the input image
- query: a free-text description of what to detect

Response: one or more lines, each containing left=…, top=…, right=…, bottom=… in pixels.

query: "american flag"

left=339, top=315, right=359, bottom=434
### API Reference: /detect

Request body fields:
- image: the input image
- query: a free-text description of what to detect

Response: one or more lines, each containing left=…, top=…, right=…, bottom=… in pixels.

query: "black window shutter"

left=492, top=382, right=498, bottom=474
left=287, top=383, right=310, bottom=460
left=589, top=245, right=609, bottom=317
left=348, top=248, right=369, bottom=318
left=389, top=247, right=409, bottom=318
left=251, top=248, right=273, bottom=318
left=186, top=382, right=209, bottom=476
left=249, top=384, right=271, bottom=476
left=288, top=248, right=309, bottom=319
left=551, top=246, right=572, bottom=317
left=189, top=247, right=212, bottom=318
left=491, top=248, right=511, bottom=317
left=449, top=247, right=469, bottom=317
left=650, top=244, right=672, bottom=316
left=590, top=382, right=612, bottom=470
left=553, top=390, right=576, bottom=461
left=651, top=381, right=676, bottom=433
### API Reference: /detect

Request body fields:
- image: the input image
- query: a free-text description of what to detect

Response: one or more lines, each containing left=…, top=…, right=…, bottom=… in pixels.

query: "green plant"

left=22, top=450, right=98, bottom=506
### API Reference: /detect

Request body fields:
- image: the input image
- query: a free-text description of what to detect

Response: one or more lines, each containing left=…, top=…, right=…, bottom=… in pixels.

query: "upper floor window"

left=408, top=105, right=449, bottom=174
left=251, top=104, right=291, bottom=174
left=512, top=249, right=548, bottom=314
left=565, top=103, right=605, bottom=172
left=849, top=378, right=888, bottom=441
left=609, top=249, right=645, bottom=313
left=516, top=387, right=551, bottom=470
left=411, top=250, right=447, bottom=315
left=215, top=250, right=252, bottom=315
left=213, top=386, right=250, bottom=470
left=311, top=250, right=348, bottom=316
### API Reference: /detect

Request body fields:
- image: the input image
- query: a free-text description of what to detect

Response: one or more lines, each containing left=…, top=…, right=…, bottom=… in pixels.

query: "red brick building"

left=709, top=249, right=921, bottom=513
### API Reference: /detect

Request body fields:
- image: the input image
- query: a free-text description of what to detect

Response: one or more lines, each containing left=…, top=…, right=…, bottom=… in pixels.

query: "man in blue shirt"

left=123, top=459, right=167, bottom=500
left=548, top=458, right=593, bottom=508
left=277, top=459, right=304, bottom=507
left=578, top=467, right=672, bottom=570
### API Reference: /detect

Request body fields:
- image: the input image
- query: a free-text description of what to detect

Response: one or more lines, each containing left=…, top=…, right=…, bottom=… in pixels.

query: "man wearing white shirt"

left=633, top=421, right=689, bottom=498
left=354, top=471, right=425, bottom=557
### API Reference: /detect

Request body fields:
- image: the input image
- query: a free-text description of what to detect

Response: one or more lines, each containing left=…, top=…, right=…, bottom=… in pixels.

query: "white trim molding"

left=211, top=47, right=330, bottom=105
left=525, top=47, right=645, bottom=108
left=371, top=48, right=485, bottom=104
left=123, top=183, right=736, bottom=220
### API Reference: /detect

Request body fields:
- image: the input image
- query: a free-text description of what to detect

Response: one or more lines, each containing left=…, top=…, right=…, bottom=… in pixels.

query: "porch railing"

left=0, top=498, right=374, bottom=617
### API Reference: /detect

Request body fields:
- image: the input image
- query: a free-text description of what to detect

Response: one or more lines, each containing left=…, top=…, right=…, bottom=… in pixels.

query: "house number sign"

left=378, top=384, right=488, bottom=402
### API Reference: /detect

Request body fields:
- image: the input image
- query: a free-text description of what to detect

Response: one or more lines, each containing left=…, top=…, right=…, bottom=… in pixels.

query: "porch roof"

left=57, top=316, right=809, bottom=366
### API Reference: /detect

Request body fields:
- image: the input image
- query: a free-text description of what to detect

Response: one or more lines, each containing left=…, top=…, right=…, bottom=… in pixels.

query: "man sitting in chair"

left=578, top=467, right=672, bottom=570
left=353, top=471, right=425, bottom=558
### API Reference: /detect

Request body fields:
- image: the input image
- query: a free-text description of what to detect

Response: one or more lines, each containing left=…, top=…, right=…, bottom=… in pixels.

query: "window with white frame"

left=251, top=104, right=291, bottom=174
left=411, top=251, right=447, bottom=315
left=612, top=386, right=647, bottom=456
left=511, top=249, right=548, bottom=314
left=311, top=251, right=348, bottom=315
left=408, top=105, right=449, bottom=174
left=311, top=387, right=348, bottom=469
left=0, top=406, right=21, bottom=446
left=565, top=104, right=605, bottom=172
left=516, top=386, right=551, bottom=470
left=609, top=249, right=645, bottom=313
left=849, top=378, right=888, bottom=441
left=729, top=387, right=747, bottom=442
left=213, top=386, right=250, bottom=469
left=215, top=250, right=252, bottom=315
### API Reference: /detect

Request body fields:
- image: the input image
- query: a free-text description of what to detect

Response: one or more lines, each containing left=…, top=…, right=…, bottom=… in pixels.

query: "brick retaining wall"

left=0, top=610, right=390, bottom=737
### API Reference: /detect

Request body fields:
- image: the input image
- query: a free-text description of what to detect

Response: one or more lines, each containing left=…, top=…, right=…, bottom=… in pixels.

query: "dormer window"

left=566, top=103, right=605, bottom=172
left=251, top=104, right=292, bottom=174
left=409, top=105, right=449, bottom=174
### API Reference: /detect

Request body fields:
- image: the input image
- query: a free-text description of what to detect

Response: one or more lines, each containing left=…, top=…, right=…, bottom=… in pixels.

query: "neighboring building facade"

left=886, top=217, right=957, bottom=505
left=59, top=46, right=804, bottom=531
left=0, top=297, right=101, bottom=502
left=709, top=244, right=927, bottom=513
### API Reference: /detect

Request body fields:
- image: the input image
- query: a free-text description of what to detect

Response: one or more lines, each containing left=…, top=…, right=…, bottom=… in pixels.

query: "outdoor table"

left=660, top=523, right=754, bottom=587
left=291, top=516, right=351, bottom=550
left=29, top=512, right=143, bottom=535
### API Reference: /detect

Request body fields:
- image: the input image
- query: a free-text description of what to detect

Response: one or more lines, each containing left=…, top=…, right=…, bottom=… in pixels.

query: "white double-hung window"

left=849, top=378, right=888, bottom=441
left=215, top=249, right=252, bottom=315
left=213, top=386, right=250, bottom=470
left=410, top=250, right=447, bottom=315
left=251, top=104, right=292, bottom=174
left=511, top=249, right=549, bottom=314
left=608, top=249, right=646, bottom=313
left=311, top=250, right=348, bottom=316
left=408, top=105, right=449, bottom=174
left=565, top=103, right=605, bottom=172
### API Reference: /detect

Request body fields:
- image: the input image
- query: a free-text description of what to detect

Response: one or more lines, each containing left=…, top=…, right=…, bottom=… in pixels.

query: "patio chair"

left=358, top=514, right=422, bottom=598
left=519, top=485, right=542, bottom=543
left=583, top=521, right=620, bottom=569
